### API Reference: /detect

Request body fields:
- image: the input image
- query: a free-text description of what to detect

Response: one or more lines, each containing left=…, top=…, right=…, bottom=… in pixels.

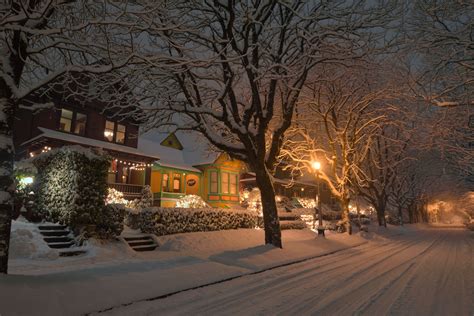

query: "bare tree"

left=409, top=0, right=473, bottom=108
left=0, top=0, right=141, bottom=273
left=125, top=1, right=398, bottom=246
left=279, top=64, right=395, bottom=234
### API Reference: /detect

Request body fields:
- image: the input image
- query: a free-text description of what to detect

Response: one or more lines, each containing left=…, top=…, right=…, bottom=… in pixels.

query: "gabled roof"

left=138, top=130, right=220, bottom=172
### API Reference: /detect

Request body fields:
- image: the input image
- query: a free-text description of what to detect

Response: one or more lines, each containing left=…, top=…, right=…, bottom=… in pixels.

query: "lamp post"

left=311, top=161, right=324, bottom=236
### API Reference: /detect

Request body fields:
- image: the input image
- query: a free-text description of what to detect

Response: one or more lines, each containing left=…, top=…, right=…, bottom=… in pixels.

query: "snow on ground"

left=101, top=227, right=474, bottom=316
left=9, top=217, right=59, bottom=260
left=1, top=224, right=471, bottom=315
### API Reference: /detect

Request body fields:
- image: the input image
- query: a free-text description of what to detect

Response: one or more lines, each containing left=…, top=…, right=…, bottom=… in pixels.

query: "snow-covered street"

left=102, top=228, right=473, bottom=316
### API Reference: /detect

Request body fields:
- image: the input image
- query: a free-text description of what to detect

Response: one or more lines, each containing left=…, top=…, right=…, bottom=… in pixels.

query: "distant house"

left=13, top=95, right=159, bottom=200
left=138, top=131, right=245, bottom=208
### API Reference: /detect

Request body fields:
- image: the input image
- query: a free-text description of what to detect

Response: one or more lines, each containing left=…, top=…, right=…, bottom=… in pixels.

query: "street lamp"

left=311, top=161, right=324, bottom=236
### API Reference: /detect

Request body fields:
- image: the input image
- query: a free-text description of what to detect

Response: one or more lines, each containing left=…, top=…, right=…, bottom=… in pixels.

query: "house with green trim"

left=138, top=131, right=246, bottom=208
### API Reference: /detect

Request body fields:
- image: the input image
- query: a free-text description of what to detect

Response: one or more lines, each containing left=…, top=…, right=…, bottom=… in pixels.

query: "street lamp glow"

left=312, top=161, right=321, bottom=171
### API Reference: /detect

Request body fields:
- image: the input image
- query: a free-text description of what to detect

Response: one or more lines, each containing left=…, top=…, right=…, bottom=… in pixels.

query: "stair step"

left=280, top=220, right=307, bottom=230
left=43, top=236, right=73, bottom=243
left=40, top=230, right=70, bottom=237
left=48, top=241, right=75, bottom=249
left=123, top=236, right=151, bottom=241
left=59, top=250, right=87, bottom=257
left=128, top=240, right=155, bottom=247
left=279, top=215, right=300, bottom=221
left=132, top=244, right=158, bottom=252
left=38, top=225, right=67, bottom=231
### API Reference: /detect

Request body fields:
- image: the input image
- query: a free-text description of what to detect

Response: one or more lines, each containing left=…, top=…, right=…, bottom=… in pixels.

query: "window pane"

left=104, top=120, right=114, bottom=141
left=61, top=109, right=73, bottom=119
left=59, top=109, right=72, bottom=132
left=162, top=174, right=169, bottom=192
left=116, top=124, right=126, bottom=143
left=221, top=172, right=229, bottom=194
left=173, top=174, right=181, bottom=192
left=74, top=113, right=87, bottom=135
left=230, top=174, right=237, bottom=194
left=210, top=171, right=218, bottom=193
left=117, top=124, right=126, bottom=133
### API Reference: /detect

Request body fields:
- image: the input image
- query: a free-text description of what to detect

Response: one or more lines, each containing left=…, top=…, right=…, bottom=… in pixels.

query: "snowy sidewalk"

left=0, top=228, right=388, bottom=315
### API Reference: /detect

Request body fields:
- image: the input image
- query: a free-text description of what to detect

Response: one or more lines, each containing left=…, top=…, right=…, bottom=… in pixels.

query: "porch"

left=108, top=182, right=144, bottom=200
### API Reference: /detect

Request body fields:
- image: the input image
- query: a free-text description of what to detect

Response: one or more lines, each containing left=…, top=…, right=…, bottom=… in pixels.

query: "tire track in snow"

left=285, top=234, right=440, bottom=315
left=189, top=238, right=422, bottom=315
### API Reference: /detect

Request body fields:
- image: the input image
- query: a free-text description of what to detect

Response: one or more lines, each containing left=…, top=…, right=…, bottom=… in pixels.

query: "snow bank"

left=9, top=217, right=58, bottom=260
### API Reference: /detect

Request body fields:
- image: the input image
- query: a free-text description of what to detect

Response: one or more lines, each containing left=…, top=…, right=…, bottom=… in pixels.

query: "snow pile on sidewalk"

left=9, top=217, right=58, bottom=260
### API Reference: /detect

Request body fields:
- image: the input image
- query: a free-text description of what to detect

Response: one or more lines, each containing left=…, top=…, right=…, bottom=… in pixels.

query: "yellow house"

left=139, top=132, right=245, bottom=208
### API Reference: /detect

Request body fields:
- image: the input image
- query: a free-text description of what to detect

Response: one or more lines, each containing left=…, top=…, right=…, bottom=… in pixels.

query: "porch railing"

left=108, top=182, right=143, bottom=199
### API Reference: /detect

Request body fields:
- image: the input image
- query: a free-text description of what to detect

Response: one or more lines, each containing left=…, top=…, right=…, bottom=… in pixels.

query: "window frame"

left=229, top=173, right=238, bottom=195
left=172, top=173, right=182, bottom=193
left=221, top=172, right=229, bottom=194
left=209, top=170, right=219, bottom=194
left=161, top=173, right=169, bottom=192
left=58, top=108, right=87, bottom=136
left=104, top=120, right=127, bottom=144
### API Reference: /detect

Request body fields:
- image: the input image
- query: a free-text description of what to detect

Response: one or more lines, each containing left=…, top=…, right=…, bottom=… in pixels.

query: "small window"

left=59, top=109, right=73, bottom=132
left=116, top=124, right=126, bottom=144
left=210, top=171, right=218, bottom=193
left=74, top=113, right=87, bottom=135
left=162, top=174, right=169, bottom=192
left=104, top=120, right=115, bottom=142
left=230, top=174, right=237, bottom=194
left=221, top=172, right=229, bottom=194
left=173, top=174, right=181, bottom=193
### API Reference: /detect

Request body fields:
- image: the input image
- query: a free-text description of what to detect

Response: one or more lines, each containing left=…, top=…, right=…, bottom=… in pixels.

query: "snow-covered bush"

left=128, top=207, right=257, bottom=236
left=128, top=185, right=153, bottom=210
left=242, top=188, right=262, bottom=214
left=175, top=194, right=209, bottom=208
left=106, top=188, right=129, bottom=205
left=295, top=197, right=317, bottom=208
left=94, top=204, right=126, bottom=239
left=33, top=146, right=110, bottom=230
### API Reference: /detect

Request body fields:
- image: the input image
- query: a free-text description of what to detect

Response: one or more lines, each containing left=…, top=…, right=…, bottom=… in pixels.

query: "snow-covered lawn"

left=2, top=224, right=471, bottom=315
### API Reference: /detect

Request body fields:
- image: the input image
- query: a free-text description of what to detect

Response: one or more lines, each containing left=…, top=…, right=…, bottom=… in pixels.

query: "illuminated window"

left=173, top=174, right=181, bottom=193
left=221, top=172, right=229, bottom=194
left=162, top=174, right=169, bottom=192
left=104, top=121, right=115, bottom=142
left=210, top=171, right=218, bottom=193
left=74, top=113, right=87, bottom=135
left=104, top=121, right=127, bottom=143
left=59, top=109, right=73, bottom=132
left=230, top=174, right=237, bottom=194
left=116, top=124, right=126, bottom=144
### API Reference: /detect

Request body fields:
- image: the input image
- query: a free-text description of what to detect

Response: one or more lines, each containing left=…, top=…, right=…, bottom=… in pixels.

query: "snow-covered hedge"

left=93, top=204, right=126, bottom=239
left=175, top=195, right=210, bottom=208
left=127, top=207, right=257, bottom=236
left=33, top=146, right=110, bottom=230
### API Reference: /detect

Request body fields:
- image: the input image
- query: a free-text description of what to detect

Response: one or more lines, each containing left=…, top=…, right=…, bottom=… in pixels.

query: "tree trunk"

left=341, top=199, right=352, bottom=235
left=398, top=205, right=403, bottom=226
left=255, top=167, right=282, bottom=248
left=0, top=97, right=14, bottom=274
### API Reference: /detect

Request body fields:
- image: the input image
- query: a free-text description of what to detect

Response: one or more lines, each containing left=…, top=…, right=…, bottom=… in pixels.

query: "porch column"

left=144, top=166, right=152, bottom=186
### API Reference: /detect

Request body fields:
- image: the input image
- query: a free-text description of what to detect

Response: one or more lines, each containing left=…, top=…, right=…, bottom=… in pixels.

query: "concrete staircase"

left=38, top=225, right=86, bottom=257
left=123, top=235, right=158, bottom=252
left=278, top=213, right=306, bottom=230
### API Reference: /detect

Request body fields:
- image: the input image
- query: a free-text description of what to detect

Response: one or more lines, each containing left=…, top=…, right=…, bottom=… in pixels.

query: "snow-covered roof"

left=138, top=130, right=220, bottom=172
left=25, top=127, right=160, bottom=160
